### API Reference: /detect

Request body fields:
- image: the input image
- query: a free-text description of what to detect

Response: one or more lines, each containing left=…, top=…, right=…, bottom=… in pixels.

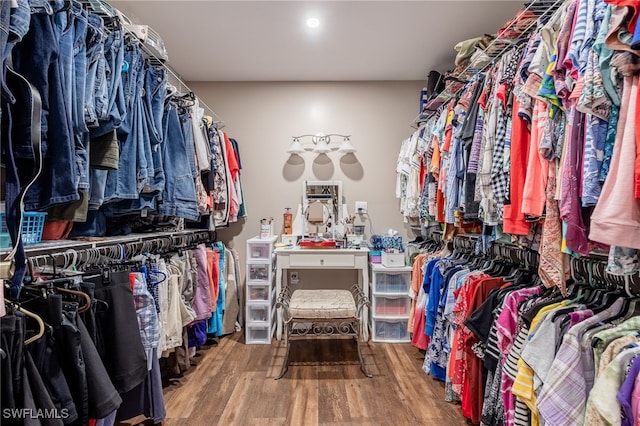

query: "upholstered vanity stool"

left=274, top=285, right=372, bottom=379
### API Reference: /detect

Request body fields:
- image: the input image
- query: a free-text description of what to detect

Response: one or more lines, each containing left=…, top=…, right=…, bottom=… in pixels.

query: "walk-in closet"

left=2, top=0, right=640, bottom=425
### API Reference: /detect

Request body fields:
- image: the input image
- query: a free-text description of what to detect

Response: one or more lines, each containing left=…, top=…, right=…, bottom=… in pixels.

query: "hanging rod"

left=0, top=229, right=215, bottom=257
left=26, top=230, right=215, bottom=271
left=411, top=0, right=567, bottom=128
left=79, top=0, right=225, bottom=128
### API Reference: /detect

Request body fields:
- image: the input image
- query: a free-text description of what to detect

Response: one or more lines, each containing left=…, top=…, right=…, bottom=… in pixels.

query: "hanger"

left=5, top=302, right=46, bottom=346
left=55, top=287, right=92, bottom=313
left=21, top=277, right=92, bottom=313
left=466, top=250, right=486, bottom=269
left=22, top=306, right=45, bottom=346
left=564, top=276, right=582, bottom=299
left=570, top=257, right=593, bottom=301
left=579, top=260, right=619, bottom=313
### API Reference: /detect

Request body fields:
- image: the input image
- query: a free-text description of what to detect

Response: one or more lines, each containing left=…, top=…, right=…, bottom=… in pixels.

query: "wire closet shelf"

left=79, top=0, right=225, bottom=128
left=411, top=0, right=567, bottom=128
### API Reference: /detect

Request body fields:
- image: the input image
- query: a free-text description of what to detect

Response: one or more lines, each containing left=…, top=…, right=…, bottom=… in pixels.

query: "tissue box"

left=382, top=251, right=404, bottom=268
left=371, top=235, right=403, bottom=251
left=381, top=235, right=403, bottom=251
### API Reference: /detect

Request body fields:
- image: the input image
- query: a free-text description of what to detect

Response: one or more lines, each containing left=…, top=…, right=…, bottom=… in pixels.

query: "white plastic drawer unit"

left=371, top=318, right=410, bottom=342
left=245, top=236, right=277, bottom=345
left=246, top=325, right=271, bottom=344
left=248, top=242, right=272, bottom=261
left=248, top=263, right=270, bottom=282
left=372, top=269, right=411, bottom=294
left=372, top=294, right=411, bottom=317
left=247, top=283, right=270, bottom=302
left=247, top=303, right=270, bottom=323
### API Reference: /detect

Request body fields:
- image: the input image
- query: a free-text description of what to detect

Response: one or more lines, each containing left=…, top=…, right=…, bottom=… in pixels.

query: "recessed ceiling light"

left=306, top=17, right=320, bottom=28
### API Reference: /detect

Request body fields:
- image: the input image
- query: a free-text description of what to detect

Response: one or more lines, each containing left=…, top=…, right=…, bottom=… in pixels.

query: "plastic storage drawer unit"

left=246, top=325, right=271, bottom=344
left=247, top=303, right=270, bottom=323
left=248, top=263, right=270, bottom=281
left=248, top=242, right=272, bottom=260
left=245, top=236, right=278, bottom=345
left=372, top=295, right=411, bottom=317
left=371, top=267, right=411, bottom=294
left=371, top=318, right=410, bottom=342
left=248, top=284, right=270, bottom=302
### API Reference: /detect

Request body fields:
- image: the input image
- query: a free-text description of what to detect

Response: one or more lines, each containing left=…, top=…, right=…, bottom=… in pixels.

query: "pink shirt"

left=590, top=76, right=640, bottom=249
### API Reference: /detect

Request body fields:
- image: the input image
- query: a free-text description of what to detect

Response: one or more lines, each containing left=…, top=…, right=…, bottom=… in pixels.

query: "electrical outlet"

left=355, top=201, right=368, bottom=214
left=289, top=271, right=299, bottom=284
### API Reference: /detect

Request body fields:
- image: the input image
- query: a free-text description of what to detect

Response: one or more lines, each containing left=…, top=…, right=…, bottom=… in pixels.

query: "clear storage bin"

left=248, top=242, right=272, bottom=260
left=248, top=284, right=270, bottom=302
left=248, top=263, right=270, bottom=281
left=247, top=303, right=269, bottom=323
left=372, top=295, right=411, bottom=316
left=246, top=325, right=271, bottom=344
left=371, top=318, right=410, bottom=342
left=372, top=270, right=411, bottom=294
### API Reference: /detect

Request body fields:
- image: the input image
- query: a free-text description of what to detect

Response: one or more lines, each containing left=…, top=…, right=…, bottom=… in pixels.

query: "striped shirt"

left=503, top=298, right=551, bottom=426
left=565, top=0, right=587, bottom=78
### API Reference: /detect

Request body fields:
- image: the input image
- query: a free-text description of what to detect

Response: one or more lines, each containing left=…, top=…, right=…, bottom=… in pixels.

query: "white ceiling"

left=109, top=0, right=524, bottom=82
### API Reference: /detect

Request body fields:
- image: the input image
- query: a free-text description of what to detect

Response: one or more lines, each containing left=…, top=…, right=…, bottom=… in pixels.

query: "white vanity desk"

left=274, top=246, right=370, bottom=341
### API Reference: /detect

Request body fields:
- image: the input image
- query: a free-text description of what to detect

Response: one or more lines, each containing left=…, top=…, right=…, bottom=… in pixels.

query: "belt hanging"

left=1, top=65, right=43, bottom=280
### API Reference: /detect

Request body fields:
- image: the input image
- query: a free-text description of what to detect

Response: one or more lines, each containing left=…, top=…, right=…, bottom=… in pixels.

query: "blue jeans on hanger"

left=144, top=64, right=167, bottom=146
left=143, top=64, right=168, bottom=194
left=82, top=19, right=124, bottom=216
left=71, top=1, right=89, bottom=134
left=179, top=107, right=198, bottom=180
left=12, top=3, right=79, bottom=210
left=91, top=23, right=125, bottom=138
left=53, top=0, right=75, bottom=131
left=88, top=168, right=108, bottom=210
left=70, top=2, right=91, bottom=192
left=104, top=42, right=145, bottom=202
left=91, top=31, right=109, bottom=128
left=84, top=13, right=104, bottom=128
left=2, top=0, right=30, bottom=66
left=159, top=102, right=199, bottom=220
left=52, top=0, right=89, bottom=195
left=53, top=0, right=91, bottom=192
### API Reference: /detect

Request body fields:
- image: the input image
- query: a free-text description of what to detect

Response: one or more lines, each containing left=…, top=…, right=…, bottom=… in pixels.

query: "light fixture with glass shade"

left=287, top=133, right=355, bottom=155
left=337, top=137, right=356, bottom=153
left=286, top=137, right=305, bottom=154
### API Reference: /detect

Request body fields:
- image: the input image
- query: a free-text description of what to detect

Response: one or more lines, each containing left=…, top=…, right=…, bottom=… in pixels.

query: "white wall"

left=188, top=81, right=423, bottom=286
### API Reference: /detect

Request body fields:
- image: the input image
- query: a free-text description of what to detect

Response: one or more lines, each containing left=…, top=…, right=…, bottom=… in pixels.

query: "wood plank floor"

left=151, top=332, right=469, bottom=426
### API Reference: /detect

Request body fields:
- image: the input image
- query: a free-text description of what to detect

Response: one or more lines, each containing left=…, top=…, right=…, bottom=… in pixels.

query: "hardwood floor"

left=156, top=332, right=469, bottom=426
